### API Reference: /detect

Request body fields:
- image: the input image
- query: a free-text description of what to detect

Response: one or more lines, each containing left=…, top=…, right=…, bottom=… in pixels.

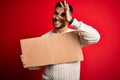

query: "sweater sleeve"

left=71, top=18, right=100, bottom=47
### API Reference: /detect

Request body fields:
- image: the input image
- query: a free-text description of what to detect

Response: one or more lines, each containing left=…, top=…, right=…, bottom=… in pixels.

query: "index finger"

left=60, top=2, right=64, bottom=8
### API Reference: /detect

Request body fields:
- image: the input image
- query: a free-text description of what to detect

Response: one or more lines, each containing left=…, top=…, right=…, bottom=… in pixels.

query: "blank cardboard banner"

left=20, top=31, right=83, bottom=68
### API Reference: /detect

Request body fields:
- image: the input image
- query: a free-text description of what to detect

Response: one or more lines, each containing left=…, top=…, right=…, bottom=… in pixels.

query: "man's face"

left=52, top=7, right=67, bottom=29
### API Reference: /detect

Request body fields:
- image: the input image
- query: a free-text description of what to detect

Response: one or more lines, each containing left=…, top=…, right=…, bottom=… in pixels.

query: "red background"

left=0, top=0, right=120, bottom=80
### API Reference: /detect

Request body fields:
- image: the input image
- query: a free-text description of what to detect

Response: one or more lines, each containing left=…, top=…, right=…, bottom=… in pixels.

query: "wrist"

left=69, top=18, right=74, bottom=25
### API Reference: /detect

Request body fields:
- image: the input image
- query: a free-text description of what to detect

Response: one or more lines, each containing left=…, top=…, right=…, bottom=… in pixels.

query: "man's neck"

left=53, top=26, right=69, bottom=33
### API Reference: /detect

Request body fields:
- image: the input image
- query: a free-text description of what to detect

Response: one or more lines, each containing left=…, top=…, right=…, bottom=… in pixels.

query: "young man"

left=20, top=1, right=100, bottom=80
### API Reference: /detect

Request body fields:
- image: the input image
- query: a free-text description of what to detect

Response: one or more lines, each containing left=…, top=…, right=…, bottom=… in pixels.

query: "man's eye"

left=61, top=13, right=66, bottom=17
left=54, top=12, right=58, bottom=15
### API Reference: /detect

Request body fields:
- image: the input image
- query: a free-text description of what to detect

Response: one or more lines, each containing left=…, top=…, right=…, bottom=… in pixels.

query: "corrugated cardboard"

left=20, top=31, right=83, bottom=68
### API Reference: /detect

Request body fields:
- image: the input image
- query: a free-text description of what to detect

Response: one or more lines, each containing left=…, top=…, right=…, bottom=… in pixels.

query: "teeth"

left=55, top=21, right=60, bottom=24
left=57, top=20, right=62, bottom=23
left=54, top=19, right=62, bottom=24
left=56, top=20, right=60, bottom=22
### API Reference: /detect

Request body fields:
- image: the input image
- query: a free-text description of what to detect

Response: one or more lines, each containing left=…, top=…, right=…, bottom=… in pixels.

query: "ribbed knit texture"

left=42, top=61, right=80, bottom=80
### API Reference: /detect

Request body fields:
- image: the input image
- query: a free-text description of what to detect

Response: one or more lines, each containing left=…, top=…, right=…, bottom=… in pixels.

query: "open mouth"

left=54, top=19, right=63, bottom=24
left=53, top=18, right=66, bottom=29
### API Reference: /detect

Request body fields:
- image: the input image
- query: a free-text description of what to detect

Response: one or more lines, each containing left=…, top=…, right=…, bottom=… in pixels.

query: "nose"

left=56, top=15, right=60, bottom=20
left=55, top=13, right=62, bottom=20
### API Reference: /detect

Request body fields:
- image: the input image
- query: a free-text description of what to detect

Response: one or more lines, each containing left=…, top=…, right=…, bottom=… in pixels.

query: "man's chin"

left=54, top=26, right=63, bottom=29
left=54, top=24, right=66, bottom=29
left=54, top=26, right=61, bottom=29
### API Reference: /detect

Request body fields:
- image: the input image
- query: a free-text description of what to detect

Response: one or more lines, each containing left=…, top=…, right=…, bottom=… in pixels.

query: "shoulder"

left=41, top=28, right=75, bottom=37
left=65, top=28, right=75, bottom=32
left=41, top=31, right=53, bottom=37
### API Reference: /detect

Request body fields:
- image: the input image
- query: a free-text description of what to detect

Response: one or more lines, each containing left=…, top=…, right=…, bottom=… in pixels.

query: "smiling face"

left=52, top=7, right=68, bottom=29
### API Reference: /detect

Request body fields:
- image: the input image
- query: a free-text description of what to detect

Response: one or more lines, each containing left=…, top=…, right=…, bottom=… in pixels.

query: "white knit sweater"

left=29, top=18, right=100, bottom=80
